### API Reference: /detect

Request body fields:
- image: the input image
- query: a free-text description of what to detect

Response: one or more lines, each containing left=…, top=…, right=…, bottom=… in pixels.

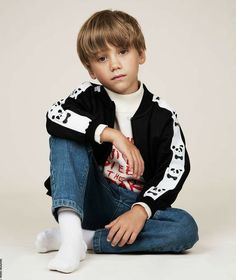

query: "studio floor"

left=1, top=189, right=236, bottom=280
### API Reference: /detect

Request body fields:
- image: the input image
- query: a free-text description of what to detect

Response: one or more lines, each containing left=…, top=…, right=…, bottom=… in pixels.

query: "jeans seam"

left=117, top=200, right=133, bottom=209
left=109, top=199, right=123, bottom=221
left=93, top=229, right=103, bottom=253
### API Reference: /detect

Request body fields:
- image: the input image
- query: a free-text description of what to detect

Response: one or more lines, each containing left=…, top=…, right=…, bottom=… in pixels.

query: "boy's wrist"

left=94, top=124, right=108, bottom=144
left=100, top=127, right=121, bottom=143
left=131, top=202, right=151, bottom=219
left=131, top=204, right=148, bottom=220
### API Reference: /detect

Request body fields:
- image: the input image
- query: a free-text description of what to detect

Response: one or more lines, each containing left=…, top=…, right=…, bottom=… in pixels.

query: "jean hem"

left=93, top=229, right=104, bottom=253
left=52, top=199, right=84, bottom=222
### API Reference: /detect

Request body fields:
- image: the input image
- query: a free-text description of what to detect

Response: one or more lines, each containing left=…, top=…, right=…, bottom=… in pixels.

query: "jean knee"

left=49, top=136, right=91, bottom=163
left=49, top=136, right=92, bottom=196
left=177, top=209, right=199, bottom=250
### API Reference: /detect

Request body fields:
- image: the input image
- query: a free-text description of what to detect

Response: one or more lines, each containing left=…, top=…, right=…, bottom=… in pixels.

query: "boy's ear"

left=87, top=65, right=96, bottom=79
left=88, top=70, right=96, bottom=80
left=139, top=50, right=146, bottom=65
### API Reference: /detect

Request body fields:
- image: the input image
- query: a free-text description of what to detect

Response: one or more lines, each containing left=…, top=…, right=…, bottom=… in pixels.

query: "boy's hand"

left=100, top=127, right=144, bottom=179
left=104, top=205, right=147, bottom=247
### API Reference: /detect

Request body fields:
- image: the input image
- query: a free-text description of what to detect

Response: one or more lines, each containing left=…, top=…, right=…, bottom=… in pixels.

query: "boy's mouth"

left=111, top=74, right=126, bottom=80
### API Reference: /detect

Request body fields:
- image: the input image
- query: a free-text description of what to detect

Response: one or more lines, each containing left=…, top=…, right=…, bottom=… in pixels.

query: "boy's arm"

left=101, top=112, right=190, bottom=247
left=100, top=127, right=148, bottom=247
left=46, top=82, right=103, bottom=144
left=100, top=127, right=144, bottom=179
left=134, top=112, right=190, bottom=218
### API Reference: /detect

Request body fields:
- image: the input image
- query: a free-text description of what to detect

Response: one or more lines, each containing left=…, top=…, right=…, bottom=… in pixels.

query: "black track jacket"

left=44, top=81, right=190, bottom=218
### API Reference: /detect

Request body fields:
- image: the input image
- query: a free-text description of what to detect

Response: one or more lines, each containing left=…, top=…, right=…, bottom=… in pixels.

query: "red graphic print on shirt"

left=103, top=137, right=144, bottom=192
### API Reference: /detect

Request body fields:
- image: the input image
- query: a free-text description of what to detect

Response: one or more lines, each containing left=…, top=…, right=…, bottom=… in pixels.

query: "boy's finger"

left=126, top=153, right=134, bottom=173
left=139, top=154, right=145, bottom=176
left=136, top=149, right=144, bottom=171
left=127, top=231, right=138, bottom=245
left=105, top=218, right=118, bottom=228
left=131, top=151, right=139, bottom=177
left=105, top=224, right=112, bottom=228
left=111, top=228, right=126, bottom=247
left=107, top=223, right=120, bottom=242
left=118, top=230, right=132, bottom=247
left=136, top=151, right=144, bottom=176
left=133, top=150, right=142, bottom=178
left=135, top=151, right=142, bottom=177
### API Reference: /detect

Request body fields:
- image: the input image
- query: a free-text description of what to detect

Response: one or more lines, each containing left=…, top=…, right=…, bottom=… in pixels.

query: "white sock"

left=47, top=208, right=87, bottom=273
left=35, top=227, right=95, bottom=252
left=81, top=229, right=95, bottom=250
left=35, top=227, right=61, bottom=253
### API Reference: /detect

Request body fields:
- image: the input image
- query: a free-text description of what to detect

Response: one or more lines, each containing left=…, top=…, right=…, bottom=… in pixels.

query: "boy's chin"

left=103, top=82, right=140, bottom=95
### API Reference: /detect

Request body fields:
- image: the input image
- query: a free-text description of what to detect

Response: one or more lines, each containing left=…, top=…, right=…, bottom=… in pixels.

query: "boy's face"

left=88, top=44, right=145, bottom=94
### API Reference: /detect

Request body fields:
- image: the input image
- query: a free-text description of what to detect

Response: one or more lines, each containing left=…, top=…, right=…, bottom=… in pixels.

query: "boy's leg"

left=35, top=133, right=119, bottom=259
left=48, top=136, right=88, bottom=273
left=48, top=135, right=122, bottom=254
left=93, top=187, right=199, bottom=253
left=49, top=136, right=120, bottom=228
left=47, top=136, right=121, bottom=272
left=48, top=136, right=198, bottom=255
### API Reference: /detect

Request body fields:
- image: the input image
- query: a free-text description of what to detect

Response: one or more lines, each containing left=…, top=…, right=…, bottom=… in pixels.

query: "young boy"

left=35, top=9, right=199, bottom=273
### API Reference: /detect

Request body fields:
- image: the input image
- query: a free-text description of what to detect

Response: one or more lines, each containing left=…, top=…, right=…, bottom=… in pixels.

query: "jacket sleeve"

left=136, top=108, right=190, bottom=218
left=46, top=82, right=103, bottom=143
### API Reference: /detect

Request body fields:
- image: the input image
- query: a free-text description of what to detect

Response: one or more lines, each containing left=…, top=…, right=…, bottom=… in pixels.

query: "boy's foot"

left=35, top=228, right=61, bottom=253
left=35, top=228, right=87, bottom=272
left=47, top=209, right=87, bottom=273
left=35, top=227, right=95, bottom=252
left=47, top=239, right=87, bottom=273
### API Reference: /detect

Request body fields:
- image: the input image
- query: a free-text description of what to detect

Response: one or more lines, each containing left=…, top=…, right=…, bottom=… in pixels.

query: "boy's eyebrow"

left=94, top=46, right=130, bottom=56
left=95, top=50, right=107, bottom=55
left=93, top=50, right=107, bottom=58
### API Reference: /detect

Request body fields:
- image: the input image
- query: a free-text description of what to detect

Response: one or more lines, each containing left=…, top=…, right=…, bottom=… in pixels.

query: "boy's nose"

left=110, top=56, right=121, bottom=71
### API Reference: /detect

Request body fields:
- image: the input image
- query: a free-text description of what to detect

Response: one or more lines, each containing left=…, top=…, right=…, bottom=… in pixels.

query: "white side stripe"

left=144, top=96, right=185, bottom=200
left=48, top=83, right=92, bottom=134
left=69, top=81, right=91, bottom=99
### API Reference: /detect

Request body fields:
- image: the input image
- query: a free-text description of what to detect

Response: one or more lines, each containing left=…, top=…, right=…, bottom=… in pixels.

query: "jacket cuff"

left=94, top=124, right=108, bottom=144
left=131, top=202, right=152, bottom=219
left=85, top=119, right=102, bottom=143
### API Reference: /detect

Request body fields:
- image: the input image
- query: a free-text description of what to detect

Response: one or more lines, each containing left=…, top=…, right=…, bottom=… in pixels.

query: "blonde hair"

left=77, top=10, right=146, bottom=70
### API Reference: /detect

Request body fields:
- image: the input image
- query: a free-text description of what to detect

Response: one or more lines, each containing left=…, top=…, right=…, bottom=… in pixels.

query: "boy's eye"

left=97, top=56, right=107, bottom=62
left=120, top=49, right=128, bottom=55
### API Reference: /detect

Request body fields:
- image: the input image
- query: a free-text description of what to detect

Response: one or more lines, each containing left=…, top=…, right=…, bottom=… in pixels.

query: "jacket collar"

left=132, top=83, right=154, bottom=119
left=93, top=82, right=154, bottom=118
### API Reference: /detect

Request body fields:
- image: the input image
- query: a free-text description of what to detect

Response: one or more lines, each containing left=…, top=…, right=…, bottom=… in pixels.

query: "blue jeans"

left=49, top=136, right=199, bottom=253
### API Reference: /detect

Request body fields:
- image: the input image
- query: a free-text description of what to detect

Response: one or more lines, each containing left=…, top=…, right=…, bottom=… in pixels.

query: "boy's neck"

left=104, top=81, right=142, bottom=97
